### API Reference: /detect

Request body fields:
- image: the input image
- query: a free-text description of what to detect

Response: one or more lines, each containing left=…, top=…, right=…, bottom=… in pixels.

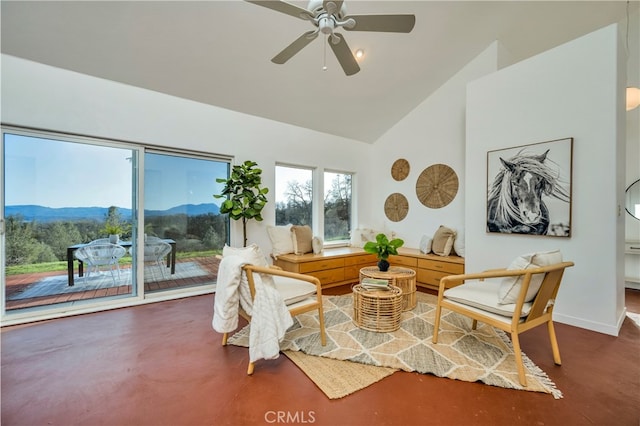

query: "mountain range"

left=6, top=203, right=220, bottom=222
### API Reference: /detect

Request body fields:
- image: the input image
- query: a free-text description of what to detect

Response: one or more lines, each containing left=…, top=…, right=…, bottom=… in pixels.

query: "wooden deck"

left=4, top=256, right=220, bottom=311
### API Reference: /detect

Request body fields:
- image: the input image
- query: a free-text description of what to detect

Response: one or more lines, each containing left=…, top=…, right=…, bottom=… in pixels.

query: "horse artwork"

left=487, top=138, right=572, bottom=237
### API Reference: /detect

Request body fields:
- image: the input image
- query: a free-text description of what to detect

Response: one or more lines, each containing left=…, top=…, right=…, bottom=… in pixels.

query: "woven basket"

left=352, top=284, right=403, bottom=332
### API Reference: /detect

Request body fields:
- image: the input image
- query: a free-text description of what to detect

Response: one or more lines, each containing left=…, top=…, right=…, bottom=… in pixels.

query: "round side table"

left=359, top=266, right=417, bottom=311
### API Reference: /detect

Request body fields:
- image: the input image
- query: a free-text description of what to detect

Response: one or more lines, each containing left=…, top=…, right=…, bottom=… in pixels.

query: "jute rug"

left=228, top=292, right=562, bottom=399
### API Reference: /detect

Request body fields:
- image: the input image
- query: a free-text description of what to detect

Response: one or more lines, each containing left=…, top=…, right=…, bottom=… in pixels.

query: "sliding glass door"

left=2, top=130, right=137, bottom=311
left=1, top=127, right=229, bottom=322
left=142, top=151, right=228, bottom=293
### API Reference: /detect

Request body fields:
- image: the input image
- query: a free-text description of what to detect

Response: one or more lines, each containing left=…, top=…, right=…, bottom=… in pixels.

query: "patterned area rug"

left=228, top=292, right=562, bottom=399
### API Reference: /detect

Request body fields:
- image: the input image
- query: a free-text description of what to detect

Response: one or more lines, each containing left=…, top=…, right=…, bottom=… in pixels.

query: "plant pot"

left=109, top=234, right=120, bottom=244
left=378, top=259, right=390, bottom=272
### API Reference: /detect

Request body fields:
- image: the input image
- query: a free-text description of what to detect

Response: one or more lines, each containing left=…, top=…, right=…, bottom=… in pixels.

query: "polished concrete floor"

left=2, top=287, right=639, bottom=426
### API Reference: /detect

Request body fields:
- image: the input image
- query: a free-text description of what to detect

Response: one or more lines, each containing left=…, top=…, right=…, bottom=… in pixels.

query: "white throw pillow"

left=312, top=236, right=323, bottom=254
left=498, top=250, right=563, bottom=304
left=419, top=235, right=432, bottom=254
left=350, top=228, right=376, bottom=248
left=222, top=244, right=269, bottom=267
left=453, top=228, right=465, bottom=257
left=267, top=224, right=294, bottom=257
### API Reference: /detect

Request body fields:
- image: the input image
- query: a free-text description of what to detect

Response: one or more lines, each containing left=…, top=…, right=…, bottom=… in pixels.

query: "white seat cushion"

left=273, top=276, right=317, bottom=306
left=444, top=279, right=532, bottom=318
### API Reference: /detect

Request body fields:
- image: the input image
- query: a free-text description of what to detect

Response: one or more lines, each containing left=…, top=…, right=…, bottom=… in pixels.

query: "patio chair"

left=432, top=251, right=574, bottom=387
left=143, top=239, right=172, bottom=278
left=74, top=243, right=127, bottom=285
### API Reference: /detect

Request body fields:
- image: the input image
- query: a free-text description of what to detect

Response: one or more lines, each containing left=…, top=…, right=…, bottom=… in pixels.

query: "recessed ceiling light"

left=355, top=49, right=365, bottom=60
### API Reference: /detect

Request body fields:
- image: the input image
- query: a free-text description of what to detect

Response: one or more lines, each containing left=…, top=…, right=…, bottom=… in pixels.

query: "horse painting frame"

left=486, top=138, right=573, bottom=237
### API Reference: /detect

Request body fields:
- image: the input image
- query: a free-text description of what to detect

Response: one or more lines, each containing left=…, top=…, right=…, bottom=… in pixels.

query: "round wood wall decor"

left=416, top=164, right=459, bottom=209
left=391, top=158, right=410, bottom=181
left=384, top=193, right=409, bottom=222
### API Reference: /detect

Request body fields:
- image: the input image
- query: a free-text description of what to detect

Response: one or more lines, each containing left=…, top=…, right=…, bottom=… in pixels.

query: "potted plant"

left=363, top=233, right=404, bottom=272
left=101, top=207, right=131, bottom=244
left=214, top=160, right=269, bottom=247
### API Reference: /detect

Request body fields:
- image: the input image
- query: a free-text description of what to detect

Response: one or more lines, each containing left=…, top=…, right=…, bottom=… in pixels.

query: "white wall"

left=466, top=24, right=625, bottom=335
left=370, top=42, right=501, bottom=248
left=0, top=54, right=374, bottom=255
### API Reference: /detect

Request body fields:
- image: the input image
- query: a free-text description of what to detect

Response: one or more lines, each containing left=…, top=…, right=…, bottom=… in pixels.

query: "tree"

left=5, top=215, right=42, bottom=265
left=214, top=160, right=269, bottom=247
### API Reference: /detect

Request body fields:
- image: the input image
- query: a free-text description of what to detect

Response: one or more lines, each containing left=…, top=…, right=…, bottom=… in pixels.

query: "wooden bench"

left=273, top=246, right=464, bottom=291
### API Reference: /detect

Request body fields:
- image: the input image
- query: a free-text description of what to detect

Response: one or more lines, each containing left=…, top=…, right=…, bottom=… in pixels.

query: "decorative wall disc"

left=391, top=158, right=410, bottom=181
left=416, top=164, right=459, bottom=209
left=384, top=193, right=409, bottom=222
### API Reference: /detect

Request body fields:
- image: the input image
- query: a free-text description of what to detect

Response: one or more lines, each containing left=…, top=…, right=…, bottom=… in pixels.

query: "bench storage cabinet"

left=273, top=246, right=464, bottom=291
left=273, top=247, right=377, bottom=289
left=390, top=248, right=465, bottom=291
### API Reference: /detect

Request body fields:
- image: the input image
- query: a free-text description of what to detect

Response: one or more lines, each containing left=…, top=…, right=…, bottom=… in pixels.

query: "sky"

left=4, top=134, right=227, bottom=210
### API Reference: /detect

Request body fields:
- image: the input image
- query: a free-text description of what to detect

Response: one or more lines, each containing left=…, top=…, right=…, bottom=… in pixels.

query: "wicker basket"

left=359, top=266, right=417, bottom=311
left=352, top=284, right=403, bottom=332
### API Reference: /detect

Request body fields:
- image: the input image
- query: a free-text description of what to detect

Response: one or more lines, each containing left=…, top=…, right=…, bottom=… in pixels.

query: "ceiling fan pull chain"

left=323, top=37, right=328, bottom=71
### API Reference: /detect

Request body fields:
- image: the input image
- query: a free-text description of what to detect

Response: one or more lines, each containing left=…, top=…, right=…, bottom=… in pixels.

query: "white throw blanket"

left=212, top=255, right=293, bottom=363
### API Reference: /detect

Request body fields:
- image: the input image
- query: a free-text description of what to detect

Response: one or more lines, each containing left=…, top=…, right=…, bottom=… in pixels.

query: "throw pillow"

left=267, top=224, right=294, bottom=257
left=291, top=225, right=313, bottom=255
left=222, top=244, right=268, bottom=267
left=312, top=236, right=323, bottom=254
left=350, top=228, right=376, bottom=248
left=419, top=235, right=432, bottom=254
left=431, top=225, right=456, bottom=256
left=498, top=250, right=563, bottom=304
left=453, top=228, right=465, bottom=257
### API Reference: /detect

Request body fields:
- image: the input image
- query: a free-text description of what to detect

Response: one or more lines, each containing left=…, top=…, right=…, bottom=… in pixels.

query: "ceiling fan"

left=245, top=0, right=416, bottom=76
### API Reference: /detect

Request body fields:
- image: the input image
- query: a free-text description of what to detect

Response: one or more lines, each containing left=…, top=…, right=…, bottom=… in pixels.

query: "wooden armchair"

left=220, top=261, right=327, bottom=375
left=432, top=259, right=574, bottom=387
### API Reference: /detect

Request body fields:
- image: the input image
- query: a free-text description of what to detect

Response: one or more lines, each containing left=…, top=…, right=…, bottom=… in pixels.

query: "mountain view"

left=6, top=203, right=221, bottom=222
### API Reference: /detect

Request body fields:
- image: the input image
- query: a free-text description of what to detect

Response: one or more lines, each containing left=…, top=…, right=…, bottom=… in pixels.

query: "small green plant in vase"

left=363, top=233, right=404, bottom=272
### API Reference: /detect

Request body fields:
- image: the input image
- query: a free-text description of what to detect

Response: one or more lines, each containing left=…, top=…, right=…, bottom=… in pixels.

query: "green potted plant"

left=103, top=224, right=124, bottom=244
left=214, top=160, right=269, bottom=247
left=363, top=233, right=404, bottom=272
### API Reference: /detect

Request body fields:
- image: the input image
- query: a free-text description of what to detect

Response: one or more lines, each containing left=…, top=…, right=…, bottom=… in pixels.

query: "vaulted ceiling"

left=1, top=1, right=636, bottom=143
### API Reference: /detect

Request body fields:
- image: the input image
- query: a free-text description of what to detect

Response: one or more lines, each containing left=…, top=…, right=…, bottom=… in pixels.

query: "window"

left=275, top=165, right=313, bottom=226
left=1, top=127, right=229, bottom=322
left=324, top=171, right=352, bottom=243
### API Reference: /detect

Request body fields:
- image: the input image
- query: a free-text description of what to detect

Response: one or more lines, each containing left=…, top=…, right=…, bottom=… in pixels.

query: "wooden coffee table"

left=359, top=266, right=417, bottom=311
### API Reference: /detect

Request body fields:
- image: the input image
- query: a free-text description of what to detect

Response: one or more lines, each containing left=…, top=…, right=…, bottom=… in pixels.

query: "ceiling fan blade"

left=271, top=31, right=319, bottom=64
left=328, top=33, right=360, bottom=76
left=323, top=0, right=343, bottom=16
left=245, top=0, right=313, bottom=20
left=343, top=14, right=416, bottom=33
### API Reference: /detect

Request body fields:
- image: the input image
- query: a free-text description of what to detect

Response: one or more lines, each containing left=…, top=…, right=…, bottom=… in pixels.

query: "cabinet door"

left=308, top=268, right=345, bottom=285
left=418, top=259, right=464, bottom=275
left=299, top=258, right=344, bottom=273
left=389, top=255, right=417, bottom=268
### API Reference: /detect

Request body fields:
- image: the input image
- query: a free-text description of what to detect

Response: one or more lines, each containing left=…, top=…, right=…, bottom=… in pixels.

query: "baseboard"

left=554, top=312, right=621, bottom=337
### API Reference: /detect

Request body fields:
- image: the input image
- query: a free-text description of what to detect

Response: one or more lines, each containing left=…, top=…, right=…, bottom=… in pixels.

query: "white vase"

left=109, top=234, right=120, bottom=244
